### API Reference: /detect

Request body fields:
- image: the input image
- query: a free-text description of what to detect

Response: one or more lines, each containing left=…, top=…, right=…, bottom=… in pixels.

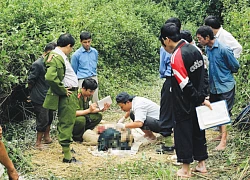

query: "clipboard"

left=97, top=96, right=112, bottom=110
left=196, top=100, right=231, bottom=130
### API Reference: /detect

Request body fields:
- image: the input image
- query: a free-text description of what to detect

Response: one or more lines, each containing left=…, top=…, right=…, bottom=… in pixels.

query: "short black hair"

left=44, top=42, right=57, bottom=53
left=57, top=33, right=75, bottom=47
left=204, top=15, right=221, bottom=29
left=160, top=23, right=181, bottom=43
left=196, top=25, right=215, bottom=40
left=81, top=78, right=98, bottom=90
left=165, top=17, right=181, bottom=31
left=180, top=30, right=193, bottom=43
left=80, top=31, right=91, bottom=41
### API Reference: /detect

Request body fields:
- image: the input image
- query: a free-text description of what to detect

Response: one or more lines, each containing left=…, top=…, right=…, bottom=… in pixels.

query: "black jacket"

left=171, top=40, right=209, bottom=122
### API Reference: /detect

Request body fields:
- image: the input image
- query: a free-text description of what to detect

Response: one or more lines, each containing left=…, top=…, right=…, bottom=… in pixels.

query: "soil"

left=26, top=128, right=219, bottom=179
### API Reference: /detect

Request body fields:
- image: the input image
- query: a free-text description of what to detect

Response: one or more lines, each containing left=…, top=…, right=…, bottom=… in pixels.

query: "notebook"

left=97, top=96, right=112, bottom=110
left=196, top=100, right=231, bottom=130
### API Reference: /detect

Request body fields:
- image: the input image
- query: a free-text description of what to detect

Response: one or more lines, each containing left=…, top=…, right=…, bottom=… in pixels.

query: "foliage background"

left=0, top=0, right=249, bottom=179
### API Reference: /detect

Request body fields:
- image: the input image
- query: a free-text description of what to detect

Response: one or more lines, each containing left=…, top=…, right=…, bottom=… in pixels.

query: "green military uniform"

left=43, top=52, right=78, bottom=149
left=72, top=94, right=102, bottom=142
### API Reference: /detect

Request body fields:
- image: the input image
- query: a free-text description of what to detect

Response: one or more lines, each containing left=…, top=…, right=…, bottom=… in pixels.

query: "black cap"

left=116, top=92, right=135, bottom=103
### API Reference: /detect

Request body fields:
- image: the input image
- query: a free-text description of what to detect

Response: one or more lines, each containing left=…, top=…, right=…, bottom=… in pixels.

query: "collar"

left=80, top=46, right=92, bottom=53
left=172, top=40, right=187, bottom=53
left=209, top=39, right=219, bottom=50
left=53, top=47, right=68, bottom=61
left=215, top=27, right=223, bottom=38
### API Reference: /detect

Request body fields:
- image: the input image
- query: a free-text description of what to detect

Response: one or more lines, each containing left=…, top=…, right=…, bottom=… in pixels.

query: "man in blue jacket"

left=196, top=25, right=240, bottom=151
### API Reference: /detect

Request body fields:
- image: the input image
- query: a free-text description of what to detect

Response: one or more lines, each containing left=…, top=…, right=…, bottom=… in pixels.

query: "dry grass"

left=4, top=77, right=249, bottom=179
left=23, top=109, right=248, bottom=180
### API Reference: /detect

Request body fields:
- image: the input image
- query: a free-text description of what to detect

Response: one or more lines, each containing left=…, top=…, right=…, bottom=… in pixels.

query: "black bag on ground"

left=98, top=128, right=121, bottom=151
left=232, top=103, right=250, bottom=131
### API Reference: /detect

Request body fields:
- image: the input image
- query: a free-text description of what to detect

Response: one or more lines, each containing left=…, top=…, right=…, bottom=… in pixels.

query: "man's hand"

left=89, top=103, right=98, bottom=112
left=202, top=99, right=212, bottom=110
left=116, top=123, right=126, bottom=130
left=66, top=88, right=72, bottom=97
left=101, top=103, right=110, bottom=111
left=117, top=116, right=125, bottom=123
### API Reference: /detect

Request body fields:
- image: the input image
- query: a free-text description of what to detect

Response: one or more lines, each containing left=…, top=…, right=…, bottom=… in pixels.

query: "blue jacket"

left=206, top=39, right=240, bottom=94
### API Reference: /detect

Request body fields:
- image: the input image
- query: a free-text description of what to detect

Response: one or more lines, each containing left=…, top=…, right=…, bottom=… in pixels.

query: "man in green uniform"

left=73, top=78, right=110, bottom=142
left=43, top=33, right=80, bottom=163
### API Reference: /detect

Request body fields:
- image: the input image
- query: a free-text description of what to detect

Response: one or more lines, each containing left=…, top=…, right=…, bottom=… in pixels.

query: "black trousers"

left=130, top=113, right=161, bottom=133
left=210, top=86, right=235, bottom=116
left=33, top=102, right=54, bottom=132
left=159, top=77, right=174, bottom=137
left=174, top=113, right=208, bottom=164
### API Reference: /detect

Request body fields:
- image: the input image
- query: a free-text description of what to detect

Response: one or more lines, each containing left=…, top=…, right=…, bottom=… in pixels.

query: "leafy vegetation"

left=0, top=0, right=249, bottom=179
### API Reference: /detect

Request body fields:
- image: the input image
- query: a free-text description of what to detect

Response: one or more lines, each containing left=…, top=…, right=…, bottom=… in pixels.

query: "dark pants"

left=33, top=103, right=54, bottom=132
left=174, top=113, right=208, bottom=164
left=210, top=86, right=235, bottom=116
left=159, top=77, right=174, bottom=137
left=130, top=112, right=161, bottom=133
left=73, top=113, right=102, bottom=142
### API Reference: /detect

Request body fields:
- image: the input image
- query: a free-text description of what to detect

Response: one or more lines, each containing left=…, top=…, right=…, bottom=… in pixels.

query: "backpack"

left=232, top=104, right=250, bottom=131
left=98, top=128, right=121, bottom=151
left=97, top=128, right=133, bottom=151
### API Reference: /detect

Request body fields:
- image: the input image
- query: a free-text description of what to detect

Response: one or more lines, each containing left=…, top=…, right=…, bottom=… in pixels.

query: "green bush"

left=0, top=0, right=175, bottom=100
left=221, top=0, right=250, bottom=111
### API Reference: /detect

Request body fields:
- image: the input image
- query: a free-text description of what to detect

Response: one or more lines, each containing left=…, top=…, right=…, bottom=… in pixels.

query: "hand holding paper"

left=97, top=96, right=112, bottom=110
left=196, top=100, right=231, bottom=130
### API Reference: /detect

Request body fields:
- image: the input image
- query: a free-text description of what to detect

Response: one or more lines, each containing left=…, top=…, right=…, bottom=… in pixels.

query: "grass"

left=1, top=74, right=250, bottom=180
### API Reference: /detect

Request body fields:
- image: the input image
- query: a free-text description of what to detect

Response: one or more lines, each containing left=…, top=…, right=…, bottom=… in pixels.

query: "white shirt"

left=53, top=47, right=78, bottom=87
left=131, top=97, right=160, bottom=123
left=216, top=27, right=242, bottom=58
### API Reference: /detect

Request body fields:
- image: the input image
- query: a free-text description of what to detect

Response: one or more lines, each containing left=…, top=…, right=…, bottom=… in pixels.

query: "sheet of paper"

left=196, top=100, right=231, bottom=130
left=97, top=96, right=112, bottom=110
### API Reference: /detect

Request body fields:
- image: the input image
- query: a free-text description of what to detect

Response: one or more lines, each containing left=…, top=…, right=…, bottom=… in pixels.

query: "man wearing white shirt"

left=204, top=15, right=242, bottom=58
left=116, top=92, right=161, bottom=140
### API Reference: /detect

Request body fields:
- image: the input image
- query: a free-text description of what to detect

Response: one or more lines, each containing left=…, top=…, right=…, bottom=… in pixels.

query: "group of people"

left=115, top=16, right=241, bottom=178
left=0, top=14, right=241, bottom=179
left=27, top=32, right=108, bottom=164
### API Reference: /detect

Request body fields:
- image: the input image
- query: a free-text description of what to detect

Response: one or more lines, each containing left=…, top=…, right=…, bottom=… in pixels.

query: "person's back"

left=28, top=42, right=56, bottom=149
left=29, top=57, right=49, bottom=104
left=132, top=96, right=159, bottom=120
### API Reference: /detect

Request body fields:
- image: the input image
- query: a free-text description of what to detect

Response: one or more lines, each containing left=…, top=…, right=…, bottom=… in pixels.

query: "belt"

left=66, top=87, right=78, bottom=91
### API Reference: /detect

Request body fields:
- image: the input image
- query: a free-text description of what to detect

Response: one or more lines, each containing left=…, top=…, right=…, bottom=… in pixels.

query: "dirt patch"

left=26, top=129, right=220, bottom=179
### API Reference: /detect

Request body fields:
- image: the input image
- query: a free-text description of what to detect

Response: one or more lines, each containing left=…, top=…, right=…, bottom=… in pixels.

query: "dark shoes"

left=63, top=157, right=82, bottom=164
left=156, top=145, right=175, bottom=154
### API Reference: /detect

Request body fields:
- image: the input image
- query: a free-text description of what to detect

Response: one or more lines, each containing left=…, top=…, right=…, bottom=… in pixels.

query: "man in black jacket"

left=159, top=23, right=212, bottom=178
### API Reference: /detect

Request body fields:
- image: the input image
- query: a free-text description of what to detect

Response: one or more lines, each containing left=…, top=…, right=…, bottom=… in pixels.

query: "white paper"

left=196, top=100, right=231, bottom=130
left=97, top=96, right=112, bottom=110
